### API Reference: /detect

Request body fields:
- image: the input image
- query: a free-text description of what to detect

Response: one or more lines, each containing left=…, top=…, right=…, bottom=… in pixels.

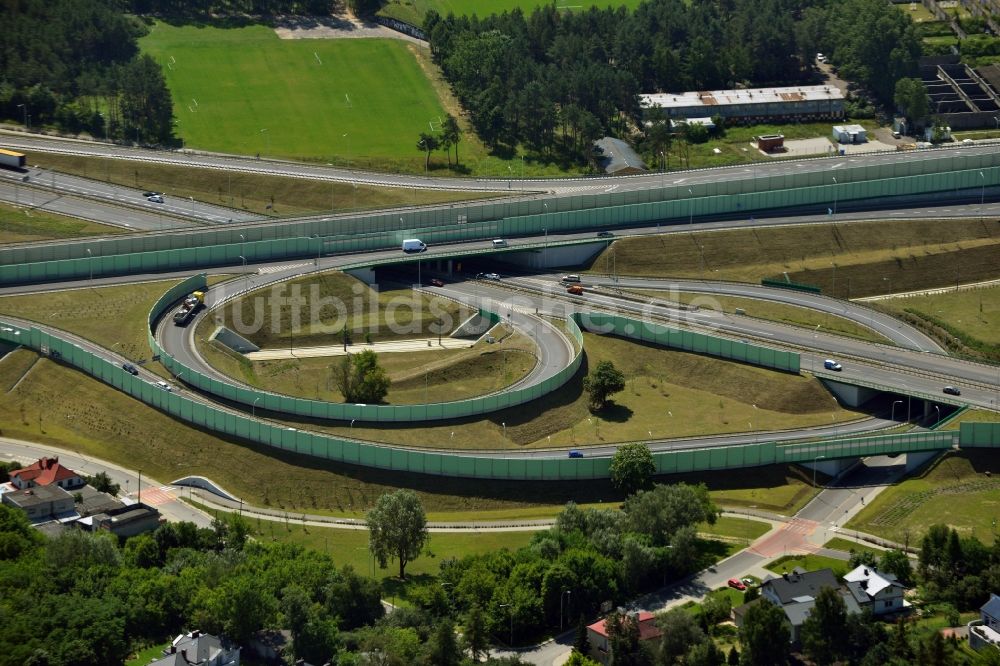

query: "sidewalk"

left=245, top=337, right=476, bottom=361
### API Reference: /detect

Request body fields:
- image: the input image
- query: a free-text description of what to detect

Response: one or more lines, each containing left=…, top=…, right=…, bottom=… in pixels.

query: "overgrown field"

left=877, top=284, right=999, bottom=362
left=847, top=450, right=1000, bottom=546
left=590, top=218, right=1000, bottom=297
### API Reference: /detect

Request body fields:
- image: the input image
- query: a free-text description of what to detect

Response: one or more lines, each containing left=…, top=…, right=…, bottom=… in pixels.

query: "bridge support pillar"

left=905, top=450, right=941, bottom=472
left=803, top=457, right=854, bottom=480
left=447, top=259, right=454, bottom=278
left=345, top=267, right=376, bottom=285
left=820, top=380, right=879, bottom=408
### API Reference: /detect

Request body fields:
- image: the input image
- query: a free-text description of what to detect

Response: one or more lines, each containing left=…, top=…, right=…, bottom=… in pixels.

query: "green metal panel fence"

left=0, top=313, right=988, bottom=479
left=3, top=157, right=1000, bottom=284
left=147, top=275, right=585, bottom=423
left=572, top=312, right=800, bottom=373
left=961, top=422, right=1000, bottom=447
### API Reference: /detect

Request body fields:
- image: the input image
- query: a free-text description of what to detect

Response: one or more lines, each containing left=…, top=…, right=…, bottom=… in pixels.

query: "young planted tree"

left=366, top=489, right=429, bottom=579
left=582, top=360, right=625, bottom=411
left=418, top=132, right=441, bottom=172
left=443, top=115, right=462, bottom=165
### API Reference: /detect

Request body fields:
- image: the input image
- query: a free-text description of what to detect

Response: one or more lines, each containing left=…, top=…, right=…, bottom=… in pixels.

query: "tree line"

left=0, top=0, right=175, bottom=144
left=425, top=0, right=920, bottom=166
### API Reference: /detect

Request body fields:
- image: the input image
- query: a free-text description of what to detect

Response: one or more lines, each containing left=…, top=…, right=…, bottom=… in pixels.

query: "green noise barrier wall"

left=148, top=275, right=585, bottom=423
left=3, top=153, right=999, bottom=285
left=576, top=312, right=801, bottom=373
left=147, top=277, right=798, bottom=422
left=1, top=311, right=997, bottom=478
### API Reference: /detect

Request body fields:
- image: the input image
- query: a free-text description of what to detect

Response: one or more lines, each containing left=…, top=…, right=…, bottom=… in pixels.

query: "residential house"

left=753, top=568, right=861, bottom=642
left=587, top=611, right=662, bottom=665
left=843, top=565, right=906, bottom=615
left=1, top=484, right=76, bottom=522
left=970, top=594, right=1000, bottom=650
left=9, top=457, right=84, bottom=490
left=149, top=630, right=240, bottom=666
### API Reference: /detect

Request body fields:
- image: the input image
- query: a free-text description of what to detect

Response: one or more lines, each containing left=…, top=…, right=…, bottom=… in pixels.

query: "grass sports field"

left=140, top=23, right=452, bottom=170
left=378, top=0, right=647, bottom=26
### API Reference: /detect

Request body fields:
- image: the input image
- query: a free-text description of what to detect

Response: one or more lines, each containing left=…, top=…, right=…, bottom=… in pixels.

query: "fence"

left=3, top=154, right=999, bottom=284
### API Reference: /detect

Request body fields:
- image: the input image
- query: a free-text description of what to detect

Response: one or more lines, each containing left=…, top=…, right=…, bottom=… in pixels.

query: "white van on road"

left=401, top=239, right=427, bottom=253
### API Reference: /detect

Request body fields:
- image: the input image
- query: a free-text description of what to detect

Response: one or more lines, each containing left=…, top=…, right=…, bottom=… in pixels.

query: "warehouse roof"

left=641, top=85, right=844, bottom=111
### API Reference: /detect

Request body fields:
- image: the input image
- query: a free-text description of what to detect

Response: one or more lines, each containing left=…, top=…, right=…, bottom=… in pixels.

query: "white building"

left=843, top=565, right=906, bottom=615
left=832, top=124, right=867, bottom=144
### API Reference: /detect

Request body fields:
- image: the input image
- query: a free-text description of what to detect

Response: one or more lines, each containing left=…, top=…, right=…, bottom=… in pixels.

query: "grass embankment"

left=295, top=331, right=859, bottom=451
left=877, top=284, right=1000, bottom=362
left=628, top=289, right=891, bottom=344
left=590, top=218, right=1000, bottom=298
left=699, top=516, right=771, bottom=542
left=0, top=348, right=827, bottom=517
left=29, top=151, right=493, bottom=220
left=202, top=271, right=473, bottom=349
left=200, top=326, right=537, bottom=404
left=941, top=409, right=1000, bottom=431
left=0, top=202, right=127, bottom=244
left=0, top=276, right=231, bottom=378
left=848, top=450, right=1000, bottom=546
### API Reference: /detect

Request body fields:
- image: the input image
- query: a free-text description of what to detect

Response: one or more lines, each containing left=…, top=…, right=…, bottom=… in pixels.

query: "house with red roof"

left=9, top=457, right=84, bottom=491
left=587, top=610, right=663, bottom=665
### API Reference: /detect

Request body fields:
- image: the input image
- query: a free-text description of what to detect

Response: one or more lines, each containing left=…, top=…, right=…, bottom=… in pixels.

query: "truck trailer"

left=172, top=291, right=205, bottom=326
left=0, top=149, right=26, bottom=169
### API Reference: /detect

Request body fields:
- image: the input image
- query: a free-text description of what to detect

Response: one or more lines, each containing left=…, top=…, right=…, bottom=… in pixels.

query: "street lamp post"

left=687, top=188, right=694, bottom=226
left=499, top=604, right=513, bottom=646
left=239, top=256, right=248, bottom=293
left=883, top=276, right=891, bottom=296
left=934, top=405, right=941, bottom=426
left=813, top=455, right=826, bottom=488
left=980, top=171, right=986, bottom=221
left=86, top=248, right=93, bottom=284
left=832, top=176, right=838, bottom=216
left=560, top=590, right=572, bottom=631
left=313, top=234, right=321, bottom=265
left=17, top=103, right=28, bottom=130
left=252, top=396, right=260, bottom=418
left=891, top=400, right=903, bottom=422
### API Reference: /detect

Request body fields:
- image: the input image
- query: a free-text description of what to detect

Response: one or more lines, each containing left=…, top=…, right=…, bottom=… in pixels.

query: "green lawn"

left=378, top=0, right=647, bottom=26
left=941, top=408, right=1000, bottom=431
left=823, top=537, right=885, bottom=557
left=766, top=554, right=849, bottom=577
left=847, top=450, right=1000, bottom=546
left=126, top=642, right=170, bottom=666
left=698, top=516, right=771, bottom=542
left=140, top=23, right=451, bottom=170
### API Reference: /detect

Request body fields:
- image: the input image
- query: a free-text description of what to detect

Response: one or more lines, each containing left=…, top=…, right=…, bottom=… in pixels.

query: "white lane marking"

left=258, top=262, right=313, bottom=275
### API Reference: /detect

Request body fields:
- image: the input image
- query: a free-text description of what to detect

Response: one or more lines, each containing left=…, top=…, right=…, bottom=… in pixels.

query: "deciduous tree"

left=367, top=489, right=429, bottom=579
left=609, top=443, right=655, bottom=496
left=583, top=360, right=625, bottom=411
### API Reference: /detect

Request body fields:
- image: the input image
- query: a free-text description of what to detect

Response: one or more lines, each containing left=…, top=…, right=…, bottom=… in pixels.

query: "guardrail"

left=3, top=157, right=999, bottom=284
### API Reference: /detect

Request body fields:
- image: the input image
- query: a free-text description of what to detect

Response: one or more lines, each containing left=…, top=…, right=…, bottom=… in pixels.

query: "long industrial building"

left=640, top=85, right=845, bottom=123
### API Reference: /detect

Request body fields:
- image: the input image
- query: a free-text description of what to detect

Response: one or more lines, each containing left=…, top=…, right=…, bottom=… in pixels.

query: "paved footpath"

left=245, top=337, right=476, bottom=361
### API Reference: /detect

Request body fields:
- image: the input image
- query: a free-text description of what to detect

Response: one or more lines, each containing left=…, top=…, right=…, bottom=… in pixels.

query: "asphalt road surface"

left=4, top=131, right=999, bottom=196
left=0, top=162, right=261, bottom=226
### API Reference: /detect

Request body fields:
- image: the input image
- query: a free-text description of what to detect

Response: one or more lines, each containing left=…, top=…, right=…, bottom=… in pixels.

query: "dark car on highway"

left=943, top=386, right=961, bottom=396
left=597, top=231, right=614, bottom=238
left=429, top=278, right=445, bottom=287
left=122, top=362, right=139, bottom=376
